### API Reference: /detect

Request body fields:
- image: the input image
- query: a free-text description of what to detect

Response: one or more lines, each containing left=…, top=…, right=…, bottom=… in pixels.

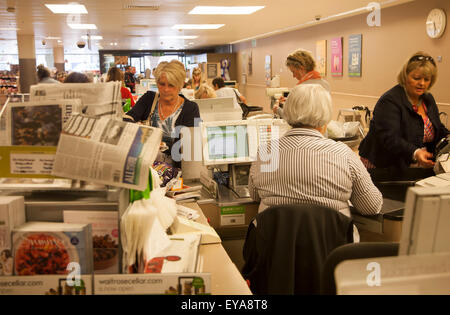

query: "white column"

left=53, top=46, right=65, bottom=72
left=17, top=34, right=37, bottom=93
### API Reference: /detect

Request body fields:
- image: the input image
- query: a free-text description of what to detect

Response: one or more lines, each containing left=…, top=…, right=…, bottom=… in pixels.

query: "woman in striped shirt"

left=249, top=84, right=382, bottom=220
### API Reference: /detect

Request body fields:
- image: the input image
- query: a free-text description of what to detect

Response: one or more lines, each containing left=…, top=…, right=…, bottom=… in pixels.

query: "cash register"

left=199, top=118, right=291, bottom=199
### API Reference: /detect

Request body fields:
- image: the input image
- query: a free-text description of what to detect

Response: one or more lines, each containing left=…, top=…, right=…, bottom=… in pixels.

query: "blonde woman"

left=359, top=51, right=449, bottom=176
left=191, top=67, right=203, bottom=91
left=123, top=60, right=200, bottom=165
left=195, top=84, right=217, bottom=99
left=273, top=49, right=330, bottom=117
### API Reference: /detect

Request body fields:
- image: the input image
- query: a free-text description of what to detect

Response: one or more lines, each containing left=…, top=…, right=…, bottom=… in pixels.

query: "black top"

left=242, top=204, right=354, bottom=295
left=124, top=72, right=136, bottom=93
left=358, top=84, right=449, bottom=174
left=123, top=90, right=200, bottom=167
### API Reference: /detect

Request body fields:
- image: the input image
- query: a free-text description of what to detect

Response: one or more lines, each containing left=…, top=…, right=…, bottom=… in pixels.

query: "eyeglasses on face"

left=409, top=55, right=436, bottom=66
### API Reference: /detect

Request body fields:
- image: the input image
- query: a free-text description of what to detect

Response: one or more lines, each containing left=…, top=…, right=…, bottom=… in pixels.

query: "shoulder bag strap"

left=145, top=92, right=159, bottom=126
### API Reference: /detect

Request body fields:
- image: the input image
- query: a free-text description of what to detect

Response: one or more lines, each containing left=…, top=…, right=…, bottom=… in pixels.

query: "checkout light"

left=172, top=24, right=225, bottom=30
left=189, top=6, right=265, bottom=15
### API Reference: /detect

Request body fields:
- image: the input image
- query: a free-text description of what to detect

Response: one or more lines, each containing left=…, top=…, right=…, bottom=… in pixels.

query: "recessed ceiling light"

left=68, top=24, right=97, bottom=30
left=189, top=6, right=265, bottom=15
left=45, top=36, right=61, bottom=40
left=82, top=35, right=103, bottom=40
left=172, top=24, right=225, bottom=30
left=45, top=4, right=88, bottom=14
left=160, top=35, right=198, bottom=39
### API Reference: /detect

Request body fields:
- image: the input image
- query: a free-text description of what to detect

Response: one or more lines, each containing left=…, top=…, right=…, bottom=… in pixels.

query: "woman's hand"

left=414, top=148, right=435, bottom=168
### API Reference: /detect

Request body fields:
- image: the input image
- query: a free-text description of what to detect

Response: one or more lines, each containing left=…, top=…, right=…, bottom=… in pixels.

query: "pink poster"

left=331, top=37, right=343, bottom=77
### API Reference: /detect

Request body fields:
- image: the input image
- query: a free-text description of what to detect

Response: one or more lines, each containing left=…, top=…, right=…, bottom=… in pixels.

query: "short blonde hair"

left=154, top=60, right=186, bottom=90
left=397, top=51, right=437, bottom=90
left=285, top=49, right=316, bottom=72
left=195, top=84, right=217, bottom=99
left=192, top=67, right=202, bottom=77
left=283, top=84, right=332, bottom=128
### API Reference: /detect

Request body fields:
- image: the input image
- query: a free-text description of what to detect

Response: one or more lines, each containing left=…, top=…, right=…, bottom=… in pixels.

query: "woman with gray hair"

left=124, top=60, right=200, bottom=166
left=249, top=84, right=382, bottom=226
left=273, top=49, right=330, bottom=117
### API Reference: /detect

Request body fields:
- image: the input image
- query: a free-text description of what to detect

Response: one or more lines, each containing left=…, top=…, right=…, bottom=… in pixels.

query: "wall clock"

left=426, top=8, right=447, bottom=39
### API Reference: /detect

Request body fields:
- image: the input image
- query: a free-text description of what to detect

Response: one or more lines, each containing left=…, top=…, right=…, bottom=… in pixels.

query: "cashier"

left=358, top=51, right=449, bottom=176
left=123, top=60, right=200, bottom=166
left=249, top=84, right=382, bottom=219
left=273, top=49, right=330, bottom=117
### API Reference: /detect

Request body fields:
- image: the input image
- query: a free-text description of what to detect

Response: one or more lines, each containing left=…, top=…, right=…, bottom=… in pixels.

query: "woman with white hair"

left=124, top=60, right=200, bottom=166
left=249, top=84, right=382, bottom=221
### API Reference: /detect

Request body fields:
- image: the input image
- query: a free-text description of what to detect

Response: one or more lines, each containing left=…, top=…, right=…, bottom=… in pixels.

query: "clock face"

left=426, top=8, right=447, bottom=38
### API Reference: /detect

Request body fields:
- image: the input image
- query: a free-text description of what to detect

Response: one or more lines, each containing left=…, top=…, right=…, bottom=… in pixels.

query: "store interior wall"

left=232, top=0, right=450, bottom=127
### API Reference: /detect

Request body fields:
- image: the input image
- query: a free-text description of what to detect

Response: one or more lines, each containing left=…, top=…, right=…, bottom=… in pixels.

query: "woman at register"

left=358, top=51, right=449, bottom=177
left=123, top=60, right=200, bottom=165
left=273, top=49, right=330, bottom=117
left=249, top=84, right=382, bottom=220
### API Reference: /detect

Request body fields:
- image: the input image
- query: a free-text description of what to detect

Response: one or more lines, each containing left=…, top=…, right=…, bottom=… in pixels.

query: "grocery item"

left=64, top=210, right=119, bottom=274
left=12, top=222, right=93, bottom=275
left=0, top=196, right=25, bottom=276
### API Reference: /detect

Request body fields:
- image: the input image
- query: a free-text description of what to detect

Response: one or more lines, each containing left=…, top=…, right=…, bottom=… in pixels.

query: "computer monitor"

left=399, top=186, right=450, bottom=255
left=195, top=97, right=242, bottom=122
left=140, top=79, right=157, bottom=92
left=200, top=120, right=257, bottom=166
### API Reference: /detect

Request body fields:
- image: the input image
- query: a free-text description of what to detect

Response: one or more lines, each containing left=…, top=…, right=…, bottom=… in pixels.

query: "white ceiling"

left=0, top=0, right=413, bottom=54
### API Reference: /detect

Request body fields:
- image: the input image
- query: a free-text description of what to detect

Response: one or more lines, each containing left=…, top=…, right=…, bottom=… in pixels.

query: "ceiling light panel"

left=189, top=6, right=265, bottom=15
left=82, top=35, right=103, bottom=40
left=45, top=4, right=88, bottom=14
left=160, top=35, right=198, bottom=39
left=172, top=24, right=225, bottom=30
left=68, top=24, right=97, bottom=30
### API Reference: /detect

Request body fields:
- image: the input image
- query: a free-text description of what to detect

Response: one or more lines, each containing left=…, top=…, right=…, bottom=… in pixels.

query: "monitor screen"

left=206, top=125, right=248, bottom=160
left=201, top=120, right=257, bottom=165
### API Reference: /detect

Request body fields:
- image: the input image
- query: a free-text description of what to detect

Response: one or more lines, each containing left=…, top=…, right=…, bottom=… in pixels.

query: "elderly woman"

left=359, top=51, right=449, bottom=178
left=195, top=84, right=217, bottom=99
left=273, top=49, right=330, bottom=117
left=249, top=84, right=382, bottom=222
left=124, top=60, right=200, bottom=165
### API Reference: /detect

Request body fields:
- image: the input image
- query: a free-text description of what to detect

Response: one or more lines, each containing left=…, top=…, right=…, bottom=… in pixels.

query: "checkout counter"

left=180, top=117, right=291, bottom=239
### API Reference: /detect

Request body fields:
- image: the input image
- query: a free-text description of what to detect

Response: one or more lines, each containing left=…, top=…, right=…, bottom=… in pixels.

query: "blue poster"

left=348, top=34, right=362, bottom=77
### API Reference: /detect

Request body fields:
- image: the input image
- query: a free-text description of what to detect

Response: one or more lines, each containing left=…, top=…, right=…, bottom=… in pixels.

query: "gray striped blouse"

left=248, top=128, right=382, bottom=217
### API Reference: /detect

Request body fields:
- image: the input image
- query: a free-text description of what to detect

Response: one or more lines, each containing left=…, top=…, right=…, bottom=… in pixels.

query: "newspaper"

left=51, top=114, right=162, bottom=190
left=0, top=99, right=82, bottom=146
left=0, top=99, right=82, bottom=182
left=29, top=82, right=123, bottom=118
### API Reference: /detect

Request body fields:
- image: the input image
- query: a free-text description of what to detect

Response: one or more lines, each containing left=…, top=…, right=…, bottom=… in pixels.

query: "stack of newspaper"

left=0, top=83, right=163, bottom=191
left=29, top=81, right=123, bottom=119
left=52, top=114, right=162, bottom=191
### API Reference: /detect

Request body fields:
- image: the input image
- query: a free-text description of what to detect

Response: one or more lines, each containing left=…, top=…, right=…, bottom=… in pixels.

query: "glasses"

left=409, top=55, right=436, bottom=66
